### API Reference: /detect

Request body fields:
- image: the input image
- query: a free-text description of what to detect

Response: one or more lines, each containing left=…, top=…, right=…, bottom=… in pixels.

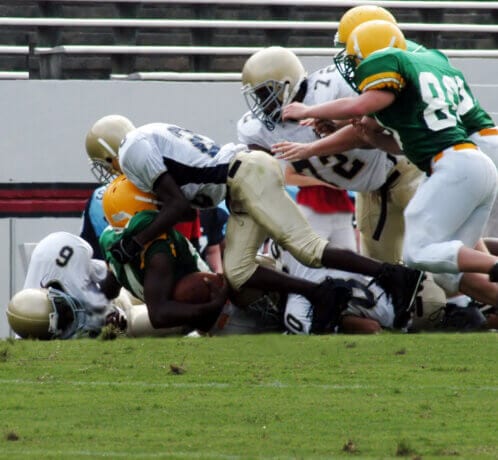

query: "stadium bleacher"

left=0, top=0, right=497, bottom=79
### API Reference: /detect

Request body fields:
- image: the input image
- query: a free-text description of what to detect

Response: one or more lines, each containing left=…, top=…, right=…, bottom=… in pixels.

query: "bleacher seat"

left=0, top=0, right=496, bottom=79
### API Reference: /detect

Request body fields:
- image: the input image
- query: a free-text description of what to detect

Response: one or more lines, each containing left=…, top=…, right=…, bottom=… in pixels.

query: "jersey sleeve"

left=119, top=134, right=167, bottom=193
left=236, top=112, right=269, bottom=149
left=355, top=53, right=405, bottom=95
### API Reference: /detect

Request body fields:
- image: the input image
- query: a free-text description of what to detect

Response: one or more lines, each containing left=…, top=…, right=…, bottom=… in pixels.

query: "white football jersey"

left=23, top=232, right=110, bottom=312
left=237, top=64, right=396, bottom=192
left=119, top=123, right=248, bottom=208
left=277, top=246, right=395, bottom=334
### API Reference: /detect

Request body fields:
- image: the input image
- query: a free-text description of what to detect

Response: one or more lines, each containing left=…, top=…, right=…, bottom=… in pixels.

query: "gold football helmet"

left=346, top=20, right=406, bottom=61
left=335, top=5, right=397, bottom=46
left=241, top=46, right=307, bottom=131
left=337, top=20, right=406, bottom=91
left=102, top=174, right=161, bottom=228
left=7, top=288, right=85, bottom=340
left=85, top=115, right=135, bottom=184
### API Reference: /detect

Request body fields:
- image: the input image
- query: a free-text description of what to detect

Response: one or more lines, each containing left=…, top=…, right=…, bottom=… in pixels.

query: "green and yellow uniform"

left=99, top=210, right=210, bottom=301
left=354, top=48, right=479, bottom=173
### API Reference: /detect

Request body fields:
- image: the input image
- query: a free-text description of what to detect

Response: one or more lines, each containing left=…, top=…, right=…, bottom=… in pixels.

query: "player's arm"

left=144, top=252, right=227, bottom=332
left=272, top=123, right=371, bottom=161
left=111, top=173, right=196, bottom=263
left=135, top=172, right=196, bottom=246
left=284, top=164, right=340, bottom=189
left=281, top=90, right=395, bottom=122
left=99, top=270, right=122, bottom=300
left=353, top=116, right=403, bottom=155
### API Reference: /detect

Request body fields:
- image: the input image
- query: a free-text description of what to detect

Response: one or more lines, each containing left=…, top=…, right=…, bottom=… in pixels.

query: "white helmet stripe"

left=97, top=137, right=118, bottom=158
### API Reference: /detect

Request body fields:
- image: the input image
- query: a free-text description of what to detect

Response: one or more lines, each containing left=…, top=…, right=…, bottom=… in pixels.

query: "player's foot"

left=309, top=277, right=352, bottom=334
left=375, top=263, right=425, bottom=329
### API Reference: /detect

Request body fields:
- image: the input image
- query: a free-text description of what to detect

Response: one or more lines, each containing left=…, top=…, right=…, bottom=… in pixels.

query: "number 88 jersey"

left=23, top=232, right=111, bottom=313
left=355, top=48, right=473, bottom=174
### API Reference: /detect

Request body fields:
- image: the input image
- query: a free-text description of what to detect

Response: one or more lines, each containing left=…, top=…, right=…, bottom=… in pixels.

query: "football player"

left=239, top=46, right=357, bottom=253
left=10, top=231, right=127, bottom=339
left=332, top=3, right=498, bottom=241
left=269, top=242, right=489, bottom=334
left=86, top=115, right=425, bottom=332
left=240, top=45, right=423, bottom=264
left=333, top=4, right=498, bottom=168
left=84, top=114, right=225, bottom=270
left=279, top=20, right=498, bottom=307
left=99, top=174, right=229, bottom=334
left=79, top=114, right=134, bottom=259
left=7, top=287, right=124, bottom=340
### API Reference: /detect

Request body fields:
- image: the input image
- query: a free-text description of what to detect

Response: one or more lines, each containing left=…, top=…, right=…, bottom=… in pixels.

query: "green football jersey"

left=355, top=48, right=476, bottom=173
left=413, top=47, right=495, bottom=135
left=99, top=210, right=210, bottom=301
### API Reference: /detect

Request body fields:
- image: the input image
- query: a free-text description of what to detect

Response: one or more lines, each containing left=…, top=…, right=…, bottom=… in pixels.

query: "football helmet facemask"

left=102, top=174, right=161, bottom=228
left=85, top=115, right=135, bottom=184
left=7, top=288, right=87, bottom=340
left=242, top=46, right=307, bottom=131
left=337, top=20, right=406, bottom=92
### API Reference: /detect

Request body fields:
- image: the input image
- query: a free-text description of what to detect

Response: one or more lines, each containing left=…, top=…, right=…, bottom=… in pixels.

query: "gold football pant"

left=356, top=156, right=423, bottom=264
left=224, top=150, right=328, bottom=290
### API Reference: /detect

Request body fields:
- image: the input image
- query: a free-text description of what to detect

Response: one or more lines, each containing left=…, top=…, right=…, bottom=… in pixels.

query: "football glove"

left=110, top=237, right=143, bottom=264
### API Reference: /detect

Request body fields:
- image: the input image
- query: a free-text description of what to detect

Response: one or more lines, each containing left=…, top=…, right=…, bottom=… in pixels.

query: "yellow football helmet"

left=336, top=20, right=406, bottom=91
left=102, top=174, right=161, bottom=228
left=241, top=46, right=307, bottom=131
left=85, top=114, right=135, bottom=184
left=7, top=288, right=84, bottom=340
left=346, top=20, right=406, bottom=61
left=335, top=5, right=397, bottom=46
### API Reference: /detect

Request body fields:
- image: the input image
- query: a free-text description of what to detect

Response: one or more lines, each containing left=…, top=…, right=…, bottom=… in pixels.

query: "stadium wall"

left=1, top=57, right=497, bottom=338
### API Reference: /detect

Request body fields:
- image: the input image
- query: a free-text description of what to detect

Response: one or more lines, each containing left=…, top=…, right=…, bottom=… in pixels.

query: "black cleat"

left=375, top=263, right=425, bottom=329
left=309, top=277, right=352, bottom=334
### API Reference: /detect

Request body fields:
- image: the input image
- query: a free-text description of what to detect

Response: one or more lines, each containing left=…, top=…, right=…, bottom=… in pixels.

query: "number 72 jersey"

left=23, top=231, right=111, bottom=312
left=237, top=64, right=400, bottom=192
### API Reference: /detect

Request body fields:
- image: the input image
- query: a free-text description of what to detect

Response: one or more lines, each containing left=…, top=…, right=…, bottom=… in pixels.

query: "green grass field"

left=1, top=332, right=497, bottom=459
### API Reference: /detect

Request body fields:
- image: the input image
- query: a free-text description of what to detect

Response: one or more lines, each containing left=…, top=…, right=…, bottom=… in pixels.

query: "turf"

left=0, top=332, right=497, bottom=459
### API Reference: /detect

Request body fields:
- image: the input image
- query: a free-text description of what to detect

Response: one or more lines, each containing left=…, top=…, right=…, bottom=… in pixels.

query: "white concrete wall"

left=0, top=57, right=497, bottom=338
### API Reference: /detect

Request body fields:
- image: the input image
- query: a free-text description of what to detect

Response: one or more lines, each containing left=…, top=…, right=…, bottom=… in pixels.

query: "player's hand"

left=105, top=306, right=128, bottom=332
left=271, top=141, right=313, bottom=161
left=313, top=119, right=338, bottom=137
left=110, top=237, right=143, bottom=264
left=281, top=102, right=309, bottom=121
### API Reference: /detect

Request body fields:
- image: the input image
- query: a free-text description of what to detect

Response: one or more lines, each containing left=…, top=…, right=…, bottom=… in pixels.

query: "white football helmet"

left=7, top=288, right=88, bottom=339
left=85, top=115, right=135, bottom=184
left=241, top=46, right=307, bottom=131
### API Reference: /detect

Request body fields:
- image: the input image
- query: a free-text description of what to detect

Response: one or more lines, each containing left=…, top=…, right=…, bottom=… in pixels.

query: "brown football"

left=172, top=272, right=225, bottom=303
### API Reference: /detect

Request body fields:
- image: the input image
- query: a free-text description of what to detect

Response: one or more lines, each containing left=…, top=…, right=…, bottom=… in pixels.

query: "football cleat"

left=375, top=263, right=425, bottom=329
left=310, top=277, right=352, bottom=334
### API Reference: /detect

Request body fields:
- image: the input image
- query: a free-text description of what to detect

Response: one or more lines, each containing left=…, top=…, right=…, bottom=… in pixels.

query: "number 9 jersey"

left=23, top=232, right=111, bottom=313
